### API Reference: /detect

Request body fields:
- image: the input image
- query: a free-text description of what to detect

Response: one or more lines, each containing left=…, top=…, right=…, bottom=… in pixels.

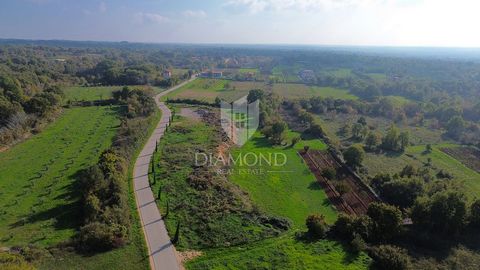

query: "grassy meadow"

left=0, top=104, right=154, bottom=270
left=64, top=86, right=121, bottom=102
left=187, top=235, right=371, bottom=270
left=0, top=106, right=119, bottom=246
left=229, top=130, right=337, bottom=226
left=64, top=85, right=165, bottom=102
left=162, top=78, right=256, bottom=103
left=272, top=83, right=358, bottom=100
left=187, top=127, right=370, bottom=269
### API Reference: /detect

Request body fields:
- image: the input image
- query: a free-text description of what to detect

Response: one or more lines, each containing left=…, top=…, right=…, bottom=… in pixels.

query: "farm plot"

left=441, top=146, right=480, bottom=173
left=301, top=150, right=379, bottom=216
left=0, top=106, right=119, bottom=246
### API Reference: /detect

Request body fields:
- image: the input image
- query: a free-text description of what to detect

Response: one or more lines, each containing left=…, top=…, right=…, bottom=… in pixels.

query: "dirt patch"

left=300, top=149, right=379, bottom=215
left=441, top=146, right=480, bottom=173
left=178, top=250, right=203, bottom=264
left=179, top=108, right=202, bottom=121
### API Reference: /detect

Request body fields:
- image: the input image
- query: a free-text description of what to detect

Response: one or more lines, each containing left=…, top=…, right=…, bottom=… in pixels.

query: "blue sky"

left=0, top=0, right=479, bottom=47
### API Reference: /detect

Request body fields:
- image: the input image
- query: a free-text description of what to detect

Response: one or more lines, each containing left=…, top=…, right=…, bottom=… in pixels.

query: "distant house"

left=163, top=70, right=172, bottom=79
left=200, top=70, right=223, bottom=79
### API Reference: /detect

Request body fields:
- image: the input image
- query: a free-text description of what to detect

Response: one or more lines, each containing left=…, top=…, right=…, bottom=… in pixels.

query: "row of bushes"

left=76, top=87, right=157, bottom=252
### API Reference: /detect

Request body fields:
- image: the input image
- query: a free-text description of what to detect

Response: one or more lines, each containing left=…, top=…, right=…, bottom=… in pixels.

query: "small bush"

left=77, top=222, right=127, bottom=252
left=370, top=245, right=412, bottom=270
left=306, top=214, right=329, bottom=239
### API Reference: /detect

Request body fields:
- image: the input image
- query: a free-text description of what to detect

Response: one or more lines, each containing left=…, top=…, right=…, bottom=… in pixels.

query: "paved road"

left=133, top=76, right=196, bottom=270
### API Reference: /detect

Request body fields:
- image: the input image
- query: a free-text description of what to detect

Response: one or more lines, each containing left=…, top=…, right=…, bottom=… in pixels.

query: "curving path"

left=133, top=76, right=196, bottom=270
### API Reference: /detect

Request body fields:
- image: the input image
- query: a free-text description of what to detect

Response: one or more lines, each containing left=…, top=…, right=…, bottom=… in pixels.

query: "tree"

left=446, top=116, right=466, bottom=139
left=262, top=120, right=287, bottom=145
left=352, top=123, right=367, bottom=140
left=425, top=144, right=433, bottom=153
left=398, top=131, right=410, bottom=151
left=306, top=214, right=329, bottom=239
left=411, top=191, right=467, bottom=234
left=370, top=245, right=412, bottom=270
left=307, top=123, right=324, bottom=138
left=378, top=178, right=424, bottom=209
left=382, top=125, right=400, bottom=151
left=343, top=145, right=365, bottom=168
left=367, top=202, right=403, bottom=241
left=247, top=89, right=264, bottom=103
left=469, top=199, right=480, bottom=228
left=365, top=132, right=381, bottom=151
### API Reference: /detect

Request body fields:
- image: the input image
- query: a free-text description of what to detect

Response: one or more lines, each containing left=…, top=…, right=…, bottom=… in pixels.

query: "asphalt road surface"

left=133, top=76, right=196, bottom=270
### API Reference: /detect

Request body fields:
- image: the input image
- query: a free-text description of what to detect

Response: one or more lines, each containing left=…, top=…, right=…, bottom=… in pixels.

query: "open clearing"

left=162, top=78, right=255, bottom=102
left=272, top=83, right=358, bottom=100
left=64, top=85, right=165, bottom=102
left=229, top=130, right=337, bottom=226
left=64, top=86, right=121, bottom=101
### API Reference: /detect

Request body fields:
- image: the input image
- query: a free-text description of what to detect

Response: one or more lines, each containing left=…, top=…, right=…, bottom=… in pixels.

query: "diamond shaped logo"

left=220, top=95, right=259, bottom=146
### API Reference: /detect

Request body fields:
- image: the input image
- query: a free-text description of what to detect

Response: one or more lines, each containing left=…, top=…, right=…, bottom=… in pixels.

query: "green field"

left=187, top=129, right=370, bottom=269
left=162, top=78, right=255, bottom=103
left=272, top=83, right=358, bottom=100
left=0, top=105, right=152, bottom=270
left=229, top=131, right=336, bottom=227
left=64, top=86, right=121, bottom=101
left=64, top=85, right=165, bottom=102
left=188, top=235, right=371, bottom=270
left=238, top=68, right=258, bottom=74
left=0, top=106, right=119, bottom=246
left=363, top=144, right=480, bottom=199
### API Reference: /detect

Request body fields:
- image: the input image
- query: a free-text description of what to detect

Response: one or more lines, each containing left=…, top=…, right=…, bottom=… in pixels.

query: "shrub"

left=77, top=222, right=127, bottom=252
left=343, top=145, right=365, bottom=168
left=369, top=245, right=412, bottom=270
left=306, top=214, right=329, bottom=239
left=367, top=202, right=403, bottom=242
left=350, top=233, right=367, bottom=253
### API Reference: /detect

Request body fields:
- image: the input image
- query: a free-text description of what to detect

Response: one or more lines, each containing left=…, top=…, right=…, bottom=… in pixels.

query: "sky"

left=0, top=0, right=479, bottom=47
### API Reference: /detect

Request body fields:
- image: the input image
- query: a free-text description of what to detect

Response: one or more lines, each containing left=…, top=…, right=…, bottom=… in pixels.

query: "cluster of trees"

left=77, top=88, right=157, bottom=251
left=112, top=87, right=156, bottom=118
left=305, top=202, right=412, bottom=269
left=297, top=93, right=478, bottom=146
left=0, top=74, right=64, bottom=146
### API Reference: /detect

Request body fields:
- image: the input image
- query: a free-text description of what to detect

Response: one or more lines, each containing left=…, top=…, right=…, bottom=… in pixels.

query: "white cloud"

left=133, top=12, right=170, bottom=24
left=183, top=10, right=207, bottom=18
left=226, top=0, right=395, bottom=13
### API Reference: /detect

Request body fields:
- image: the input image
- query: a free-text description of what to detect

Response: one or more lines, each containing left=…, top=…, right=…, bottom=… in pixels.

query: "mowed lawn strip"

left=0, top=106, right=119, bottom=246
